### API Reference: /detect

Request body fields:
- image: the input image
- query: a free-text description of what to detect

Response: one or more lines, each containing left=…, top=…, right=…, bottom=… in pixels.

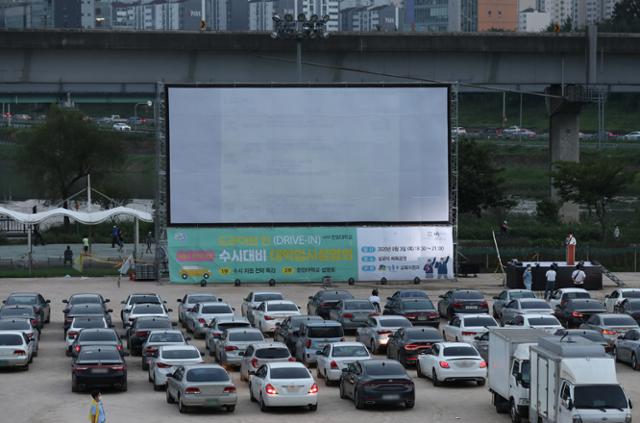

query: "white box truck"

left=530, top=336, right=632, bottom=423
left=489, top=327, right=548, bottom=423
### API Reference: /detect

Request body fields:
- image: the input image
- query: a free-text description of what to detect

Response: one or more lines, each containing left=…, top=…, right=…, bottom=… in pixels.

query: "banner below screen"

left=167, top=226, right=453, bottom=283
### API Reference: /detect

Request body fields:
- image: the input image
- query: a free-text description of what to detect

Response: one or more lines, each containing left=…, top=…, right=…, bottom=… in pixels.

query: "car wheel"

left=354, top=389, right=365, bottom=409
left=406, top=400, right=415, bottom=409
left=478, top=378, right=486, bottom=386
left=153, top=379, right=164, bottom=391
left=339, top=381, right=348, bottom=399
left=510, top=399, right=522, bottom=423
left=260, top=394, right=269, bottom=412
left=416, top=363, right=424, bottom=378
left=178, top=395, right=188, bottom=414
left=240, top=371, right=247, bottom=382
left=632, top=354, right=639, bottom=371
left=370, top=340, right=378, bottom=355
left=249, top=383, right=256, bottom=402
left=613, top=346, right=618, bottom=361
left=71, top=375, right=79, bottom=392
left=316, top=367, right=323, bottom=379
left=225, top=405, right=235, bottom=412
left=166, top=389, right=174, bottom=404
left=120, top=380, right=128, bottom=392
left=432, top=369, right=441, bottom=386
left=208, top=347, right=215, bottom=357
left=141, top=359, right=148, bottom=371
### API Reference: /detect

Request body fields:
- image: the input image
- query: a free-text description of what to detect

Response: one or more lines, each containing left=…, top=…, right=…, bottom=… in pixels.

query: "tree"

left=551, top=159, right=631, bottom=239
left=458, top=139, right=511, bottom=217
left=600, top=0, right=640, bottom=33
left=17, top=106, right=125, bottom=220
left=546, top=16, right=573, bottom=33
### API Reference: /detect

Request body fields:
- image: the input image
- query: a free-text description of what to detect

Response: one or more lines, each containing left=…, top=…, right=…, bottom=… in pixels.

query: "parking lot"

left=2, top=274, right=640, bottom=423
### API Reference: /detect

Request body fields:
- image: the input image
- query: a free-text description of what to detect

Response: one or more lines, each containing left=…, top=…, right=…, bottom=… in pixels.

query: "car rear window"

left=77, top=349, right=121, bottom=362
left=149, top=333, right=184, bottom=342
left=399, top=291, right=427, bottom=298
left=74, top=319, right=106, bottom=329
left=1, top=308, right=33, bottom=317
left=571, top=301, right=605, bottom=311
left=464, top=317, right=497, bottom=327
left=364, top=362, right=406, bottom=376
left=218, top=322, right=251, bottom=331
left=443, top=346, right=479, bottom=357
left=603, top=316, right=637, bottom=326
left=625, top=301, right=640, bottom=311
left=307, top=326, right=344, bottom=338
left=79, top=331, right=117, bottom=341
left=510, top=291, right=536, bottom=299
left=134, top=304, right=164, bottom=314
left=565, top=331, right=606, bottom=343
left=402, top=300, right=435, bottom=311
left=189, top=295, right=217, bottom=303
left=70, top=304, right=104, bottom=314
left=202, top=305, right=233, bottom=314
left=520, top=301, right=551, bottom=310
left=528, top=317, right=560, bottom=326
left=229, top=332, right=264, bottom=342
left=186, top=368, right=229, bottom=382
left=344, top=301, right=375, bottom=311
left=379, top=319, right=411, bottom=328
left=0, top=321, right=30, bottom=330
left=255, top=347, right=290, bottom=359
left=270, top=367, right=310, bottom=379
left=0, top=334, right=23, bottom=346
left=319, top=292, right=353, bottom=301
left=290, top=316, right=322, bottom=325
left=624, top=292, right=640, bottom=299
left=71, top=296, right=102, bottom=305
left=406, top=330, right=442, bottom=341
left=139, top=319, right=171, bottom=329
left=131, top=296, right=161, bottom=304
left=267, top=303, right=298, bottom=312
left=254, top=293, right=284, bottom=302
left=162, top=349, right=200, bottom=359
left=565, top=292, right=591, bottom=300
left=5, top=296, right=37, bottom=305
left=332, top=345, right=369, bottom=357
left=452, top=291, right=484, bottom=300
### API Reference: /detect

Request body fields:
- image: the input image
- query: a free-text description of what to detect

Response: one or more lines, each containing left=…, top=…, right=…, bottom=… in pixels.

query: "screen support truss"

left=154, top=81, right=168, bottom=280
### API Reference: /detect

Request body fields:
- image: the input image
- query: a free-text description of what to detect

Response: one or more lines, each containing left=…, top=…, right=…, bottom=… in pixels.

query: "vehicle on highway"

left=605, top=288, right=640, bottom=312
left=0, top=319, right=38, bottom=355
left=553, top=329, right=613, bottom=354
left=355, top=315, right=411, bottom=354
left=386, top=327, right=442, bottom=367
left=295, top=320, right=345, bottom=365
left=0, top=305, right=41, bottom=331
left=307, top=290, right=354, bottom=319
left=64, top=303, right=113, bottom=333
left=177, top=293, right=221, bottom=325
left=3, top=292, right=51, bottom=324
left=383, top=289, right=429, bottom=312
left=205, top=316, right=251, bottom=356
left=442, top=314, right=498, bottom=343
left=622, top=131, right=640, bottom=141
left=65, top=316, right=109, bottom=353
left=62, top=293, right=109, bottom=314
left=329, top=299, right=377, bottom=330
left=215, top=328, right=265, bottom=367
left=126, top=316, right=175, bottom=356
left=417, top=342, right=486, bottom=386
left=71, top=345, right=128, bottom=392
left=141, top=330, right=188, bottom=370
left=492, top=289, right=536, bottom=319
left=507, top=314, right=563, bottom=333
left=339, top=359, right=414, bottom=409
left=241, top=292, right=285, bottom=324
left=249, top=362, right=319, bottom=412
left=554, top=298, right=606, bottom=328
left=70, top=328, right=123, bottom=358
left=273, top=315, right=323, bottom=353
left=383, top=298, right=439, bottom=327
left=615, top=299, right=640, bottom=323
left=0, top=331, right=33, bottom=370
left=547, top=287, right=591, bottom=310
left=253, top=300, right=301, bottom=334
left=437, top=289, right=488, bottom=319
left=183, top=301, right=234, bottom=338
left=316, top=341, right=370, bottom=385
left=125, top=303, right=171, bottom=328
left=121, top=293, right=165, bottom=327
left=499, top=299, right=553, bottom=324
left=149, top=344, right=203, bottom=390
left=579, top=313, right=639, bottom=342
left=166, top=364, right=237, bottom=413
left=112, top=122, right=131, bottom=131
left=240, top=342, right=294, bottom=381
left=452, top=127, right=467, bottom=136
left=614, top=328, right=640, bottom=369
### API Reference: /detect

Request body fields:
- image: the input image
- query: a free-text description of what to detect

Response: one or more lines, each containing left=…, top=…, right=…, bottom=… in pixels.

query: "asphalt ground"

left=1, top=274, right=639, bottom=423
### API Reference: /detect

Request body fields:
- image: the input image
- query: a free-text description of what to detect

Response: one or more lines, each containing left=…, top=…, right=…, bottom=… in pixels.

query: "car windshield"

left=73, top=319, right=106, bottom=329
left=572, top=301, right=605, bottom=311
left=228, top=332, right=264, bottom=342
left=603, top=316, right=637, bottom=326
left=566, top=292, right=591, bottom=300
left=70, top=296, right=102, bottom=305
left=270, top=367, right=310, bottom=379
left=624, top=292, right=640, bottom=299
left=510, top=291, right=535, bottom=299
left=202, top=305, right=232, bottom=314
left=0, top=334, right=23, bottom=346
left=70, top=305, right=103, bottom=314
left=521, top=360, right=531, bottom=387
left=267, top=303, right=298, bottom=312
left=0, top=321, right=29, bottom=330
left=574, top=385, right=628, bottom=409
left=162, top=349, right=200, bottom=359
left=332, top=345, right=369, bottom=357
left=443, top=346, right=479, bottom=357
left=402, top=300, right=435, bottom=311
left=189, top=295, right=217, bottom=303
left=255, top=347, right=290, bottom=359
left=319, top=292, right=353, bottom=301
left=452, top=291, right=484, bottom=300
left=254, top=294, right=284, bottom=302
left=528, top=317, right=560, bottom=326
left=149, top=333, right=183, bottom=342
left=131, top=296, right=161, bottom=304
left=406, top=331, right=441, bottom=341
left=218, top=322, right=251, bottom=331
left=307, top=326, right=344, bottom=338
left=464, top=317, right=497, bottom=327
left=5, top=296, right=37, bottom=305
left=133, top=305, right=164, bottom=314
left=520, top=301, right=551, bottom=310
left=344, top=301, right=374, bottom=311
left=138, top=319, right=171, bottom=329
left=567, top=331, right=606, bottom=343
left=186, top=368, right=229, bottom=382
left=80, top=331, right=117, bottom=341
left=626, top=301, right=640, bottom=311
left=1, top=308, right=33, bottom=317
left=365, top=362, right=406, bottom=376
left=380, top=319, right=411, bottom=328
left=77, top=349, right=121, bottom=363
left=290, top=316, right=322, bottom=325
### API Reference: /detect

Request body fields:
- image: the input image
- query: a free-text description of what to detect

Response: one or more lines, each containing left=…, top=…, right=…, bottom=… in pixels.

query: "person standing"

left=565, top=232, right=577, bottom=266
left=144, top=231, right=153, bottom=254
left=614, top=225, right=621, bottom=240
left=89, top=391, right=105, bottom=423
left=368, top=289, right=381, bottom=313
left=544, top=263, right=557, bottom=300
left=523, top=264, right=533, bottom=290
left=111, top=226, right=118, bottom=248
left=63, top=246, right=73, bottom=266
left=571, top=264, right=586, bottom=288
left=500, top=220, right=509, bottom=235
left=82, top=236, right=90, bottom=255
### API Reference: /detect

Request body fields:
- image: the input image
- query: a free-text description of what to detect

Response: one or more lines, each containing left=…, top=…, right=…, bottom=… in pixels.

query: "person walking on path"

left=89, top=391, right=106, bottom=423
left=571, top=264, right=586, bottom=288
left=144, top=231, right=153, bottom=254
left=369, top=289, right=381, bottom=312
left=523, top=264, right=533, bottom=290
left=544, top=263, right=557, bottom=300
left=111, top=226, right=119, bottom=248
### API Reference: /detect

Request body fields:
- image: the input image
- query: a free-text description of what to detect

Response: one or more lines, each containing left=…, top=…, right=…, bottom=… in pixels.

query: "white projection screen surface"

left=167, top=85, right=450, bottom=225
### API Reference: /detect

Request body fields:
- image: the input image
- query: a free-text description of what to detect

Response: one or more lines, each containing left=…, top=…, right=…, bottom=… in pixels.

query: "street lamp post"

left=271, top=13, right=330, bottom=83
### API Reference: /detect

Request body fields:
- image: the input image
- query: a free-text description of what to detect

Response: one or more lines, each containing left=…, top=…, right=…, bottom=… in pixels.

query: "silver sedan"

left=355, top=315, right=412, bottom=354
left=166, top=364, right=237, bottom=413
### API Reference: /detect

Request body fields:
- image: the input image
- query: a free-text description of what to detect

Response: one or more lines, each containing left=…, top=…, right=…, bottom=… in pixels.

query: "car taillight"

left=74, top=345, right=81, bottom=353
left=68, top=331, right=79, bottom=339
left=13, top=350, right=26, bottom=356
left=308, top=383, right=319, bottom=394
left=330, top=360, right=339, bottom=369
left=404, top=344, right=420, bottom=351
left=480, top=301, right=488, bottom=308
left=156, top=362, right=172, bottom=368
left=224, top=345, right=238, bottom=352
left=264, top=315, right=275, bottom=321
left=479, top=361, right=487, bottom=368
left=602, top=329, right=617, bottom=335
left=342, top=313, right=354, bottom=319
left=319, top=302, right=329, bottom=308
left=223, top=386, right=236, bottom=393
left=198, top=318, right=207, bottom=325
left=452, top=302, right=463, bottom=308
left=135, top=331, right=149, bottom=337
left=110, top=365, right=125, bottom=371
left=288, top=357, right=296, bottom=362
left=571, top=311, right=584, bottom=318
left=462, top=332, right=476, bottom=336
left=74, top=366, right=89, bottom=372
left=439, top=361, right=450, bottom=368
left=34, top=307, right=41, bottom=313
left=405, top=313, right=416, bottom=319
left=145, top=346, right=158, bottom=354
left=306, top=339, right=312, bottom=348
left=31, top=319, right=39, bottom=326
left=369, top=312, right=379, bottom=317
left=251, top=358, right=259, bottom=368
left=377, top=330, right=392, bottom=335
left=116, top=344, right=123, bottom=351
left=185, top=387, right=201, bottom=394
left=265, top=383, right=278, bottom=395
left=428, top=312, right=439, bottom=319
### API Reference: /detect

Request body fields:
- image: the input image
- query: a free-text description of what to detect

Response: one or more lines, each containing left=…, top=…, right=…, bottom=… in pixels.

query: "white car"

left=452, top=127, right=467, bottom=136
left=605, top=288, right=640, bottom=313
left=141, top=330, right=189, bottom=371
left=355, top=315, right=412, bottom=353
left=253, top=301, right=302, bottom=334
left=241, top=292, right=285, bottom=324
left=498, top=298, right=553, bottom=325
left=149, top=344, right=203, bottom=390
left=622, top=131, right=640, bottom=141
left=508, top=313, right=563, bottom=334
left=249, top=362, right=318, bottom=411
left=177, top=293, right=221, bottom=324
left=65, top=316, right=108, bottom=351
left=0, top=318, right=39, bottom=356
left=240, top=342, right=293, bottom=381
left=417, top=342, right=486, bottom=386
left=184, top=302, right=234, bottom=338
left=205, top=317, right=251, bottom=356
left=126, top=303, right=171, bottom=328
left=112, top=122, right=131, bottom=131
left=315, top=341, right=370, bottom=385
left=548, top=288, right=591, bottom=311
left=442, top=314, right=498, bottom=343
left=121, top=293, right=165, bottom=327
left=0, top=331, right=33, bottom=370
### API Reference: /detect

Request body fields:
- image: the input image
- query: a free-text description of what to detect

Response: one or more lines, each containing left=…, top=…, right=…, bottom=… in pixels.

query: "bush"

left=536, top=199, right=559, bottom=224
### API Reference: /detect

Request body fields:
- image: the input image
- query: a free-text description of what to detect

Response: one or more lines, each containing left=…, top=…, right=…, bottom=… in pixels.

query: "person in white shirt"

left=369, top=289, right=381, bottom=312
left=544, top=264, right=557, bottom=300
left=572, top=264, right=586, bottom=287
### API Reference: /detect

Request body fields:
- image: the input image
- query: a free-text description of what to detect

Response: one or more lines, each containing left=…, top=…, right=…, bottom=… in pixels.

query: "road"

left=1, top=275, right=639, bottom=423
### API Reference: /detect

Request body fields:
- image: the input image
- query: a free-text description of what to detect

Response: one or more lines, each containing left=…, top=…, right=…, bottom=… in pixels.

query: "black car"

left=386, top=327, right=443, bottom=366
left=71, top=345, right=128, bottom=392
left=339, top=359, right=415, bottom=409
left=616, top=299, right=640, bottom=323
left=126, top=316, right=175, bottom=355
left=273, top=315, right=323, bottom=353
left=64, top=303, right=113, bottom=333
left=70, top=328, right=124, bottom=358
left=3, top=292, right=51, bottom=324
left=437, top=290, right=488, bottom=319
left=62, top=293, right=110, bottom=314
left=553, top=329, right=613, bottom=354
left=384, top=298, right=439, bottom=327
left=554, top=299, right=606, bottom=328
left=384, top=290, right=429, bottom=311
left=307, top=290, right=354, bottom=319
left=0, top=305, right=41, bottom=330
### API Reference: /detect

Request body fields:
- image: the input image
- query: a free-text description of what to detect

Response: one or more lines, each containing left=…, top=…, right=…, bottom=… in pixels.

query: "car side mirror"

left=218, top=298, right=223, bottom=302
left=167, top=308, right=173, bottom=312
left=341, top=368, right=349, bottom=373
left=104, top=299, right=110, bottom=303
left=166, top=373, right=174, bottom=379
left=46, top=300, right=51, bottom=304
left=567, top=399, right=574, bottom=410
left=629, top=400, right=633, bottom=409
left=199, top=350, right=206, bottom=356
left=177, top=299, right=182, bottom=303
left=492, top=296, right=499, bottom=300
left=109, top=324, right=115, bottom=328
left=63, top=309, right=69, bottom=314
left=292, top=331, right=299, bottom=337
left=438, top=295, right=445, bottom=299
left=62, top=300, right=69, bottom=304
left=275, top=322, right=281, bottom=327
left=308, top=296, right=313, bottom=300
left=249, top=370, right=256, bottom=376
left=121, top=301, right=125, bottom=304
left=185, top=337, right=191, bottom=342
left=107, top=309, right=113, bottom=313
left=119, top=334, right=126, bottom=339
left=316, top=350, right=323, bottom=356
left=171, top=322, right=178, bottom=327
left=122, top=352, right=130, bottom=357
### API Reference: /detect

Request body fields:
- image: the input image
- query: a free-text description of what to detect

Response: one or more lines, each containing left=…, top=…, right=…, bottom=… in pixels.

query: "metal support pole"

left=27, top=224, right=32, bottom=275
left=519, top=92, right=523, bottom=143
left=134, top=218, right=139, bottom=259
left=87, top=174, right=92, bottom=212
left=501, top=92, right=506, bottom=126
left=296, top=40, right=302, bottom=83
